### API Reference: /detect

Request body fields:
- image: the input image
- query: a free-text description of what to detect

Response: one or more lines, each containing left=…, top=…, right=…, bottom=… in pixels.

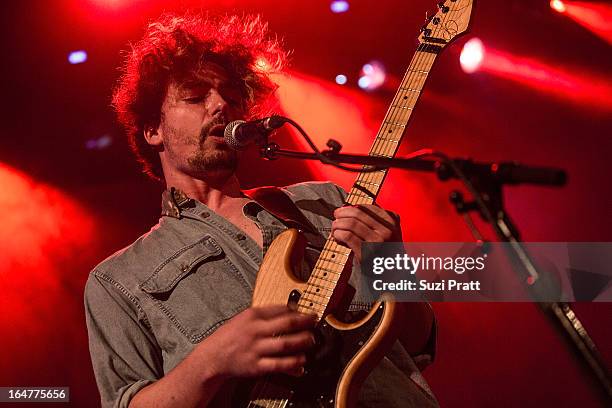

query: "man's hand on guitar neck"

left=332, top=204, right=434, bottom=357
left=331, top=204, right=402, bottom=263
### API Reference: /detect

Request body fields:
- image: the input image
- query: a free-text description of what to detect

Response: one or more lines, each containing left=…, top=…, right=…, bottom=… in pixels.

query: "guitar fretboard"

left=296, top=49, right=439, bottom=320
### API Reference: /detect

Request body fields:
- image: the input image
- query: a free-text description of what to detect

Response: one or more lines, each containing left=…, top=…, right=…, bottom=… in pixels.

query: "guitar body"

left=244, top=229, right=400, bottom=408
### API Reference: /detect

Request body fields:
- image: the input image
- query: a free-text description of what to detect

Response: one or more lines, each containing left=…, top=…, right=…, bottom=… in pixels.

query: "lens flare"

left=551, top=0, right=567, bottom=13
left=460, top=38, right=485, bottom=74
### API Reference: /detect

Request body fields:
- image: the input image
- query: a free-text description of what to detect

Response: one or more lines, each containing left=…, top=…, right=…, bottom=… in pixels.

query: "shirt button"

left=180, top=264, right=189, bottom=272
left=201, top=211, right=210, bottom=218
left=236, top=233, right=246, bottom=241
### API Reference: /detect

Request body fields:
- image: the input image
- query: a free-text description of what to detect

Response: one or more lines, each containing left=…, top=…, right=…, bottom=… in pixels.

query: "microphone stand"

left=260, top=141, right=612, bottom=402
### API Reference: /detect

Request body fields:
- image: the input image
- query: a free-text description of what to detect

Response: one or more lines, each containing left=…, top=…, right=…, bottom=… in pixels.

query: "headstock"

left=418, top=0, right=475, bottom=48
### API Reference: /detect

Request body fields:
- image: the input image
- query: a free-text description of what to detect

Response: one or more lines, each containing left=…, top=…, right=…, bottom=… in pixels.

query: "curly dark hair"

left=112, top=12, right=288, bottom=180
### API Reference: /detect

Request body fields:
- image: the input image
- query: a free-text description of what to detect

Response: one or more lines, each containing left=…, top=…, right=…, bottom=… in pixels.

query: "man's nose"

left=207, top=88, right=229, bottom=116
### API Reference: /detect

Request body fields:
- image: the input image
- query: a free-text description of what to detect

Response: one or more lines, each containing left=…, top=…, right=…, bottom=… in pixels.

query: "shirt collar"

left=161, top=187, right=261, bottom=220
left=161, top=187, right=194, bottom=219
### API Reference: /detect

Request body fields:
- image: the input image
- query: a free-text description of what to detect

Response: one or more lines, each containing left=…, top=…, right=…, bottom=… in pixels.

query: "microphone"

left=223, top=116, right=286, bottom=150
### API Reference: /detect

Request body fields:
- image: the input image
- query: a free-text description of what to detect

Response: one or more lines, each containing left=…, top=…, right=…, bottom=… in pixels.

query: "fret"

left=306, top=281, right=335, bottom=292
left=348, top=191, right=374, bottom=201
left=321, top=247, right=351, bottom=257
left=399, top=87, right=421, bottom=93
left=374, top=136, right=400, bottom=143
left=308, top=274, right=338, bottom=285
left=303, top=289, right=331, bottom=300
left=297, top=305, right=325, bottom=317
left=370, top=152, right=393, bottom=158
left=299, top=296, right=327, bottom=308
left=355, top=179, right=380, bottom=188
left=313, top=265, right=342, bottom=276
left=390, top=105, right=413, bottom=110
left=407, top=69, right=429, bottom=74
left=383, top=121, right=406, bottom=128
left=317, top=256, right=346, bottom=266
left=296, top=304, right=323, bottom=315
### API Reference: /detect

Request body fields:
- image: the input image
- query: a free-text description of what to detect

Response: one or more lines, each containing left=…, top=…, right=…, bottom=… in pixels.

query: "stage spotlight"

left=561, top=2, right=612, bottom=45
left=330, top=1, right=350, bottom=14
left=358, top=61, right=386, bottom=91
left=358, top=76, right=371, bottom=89
left=550, top=0, right=567, bottom=13
left=474, top=46, right=612, bottom=112
left=335, top=74, right=348, bottom=85
left=460, top=38, right=485, bottom=74
left=68, top=50, right=87, bottom=65
left=85, top=134, right=112, bottom=150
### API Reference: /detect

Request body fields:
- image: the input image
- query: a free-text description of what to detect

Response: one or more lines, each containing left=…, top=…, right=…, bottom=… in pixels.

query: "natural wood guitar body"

left=246, top=229, right=400, bottom=408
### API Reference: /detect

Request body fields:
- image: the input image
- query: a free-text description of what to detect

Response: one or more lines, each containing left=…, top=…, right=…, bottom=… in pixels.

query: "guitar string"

left=363, top=0, right=458, bottom=194
left=247, top=3, right=461, bottom=406
left=359, top=1, right=456, bottom=195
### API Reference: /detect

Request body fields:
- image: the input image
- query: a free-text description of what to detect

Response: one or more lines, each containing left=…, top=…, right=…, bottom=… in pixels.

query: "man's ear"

left=144, top=124, right=163, bottom=147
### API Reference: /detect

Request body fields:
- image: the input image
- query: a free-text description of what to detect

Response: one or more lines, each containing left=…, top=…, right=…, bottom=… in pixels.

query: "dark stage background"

left=0, top=0, right=610, bottom=407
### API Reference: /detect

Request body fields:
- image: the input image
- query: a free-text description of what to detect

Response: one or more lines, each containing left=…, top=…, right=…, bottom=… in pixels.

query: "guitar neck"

left=296, top=47, right=441, bottom=320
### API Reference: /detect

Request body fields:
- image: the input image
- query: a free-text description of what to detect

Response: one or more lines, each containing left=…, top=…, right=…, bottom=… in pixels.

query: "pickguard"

left=234, top=302, right=386, bottom=408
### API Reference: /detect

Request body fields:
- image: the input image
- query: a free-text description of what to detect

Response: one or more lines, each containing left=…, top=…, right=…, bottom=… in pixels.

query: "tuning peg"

left=437, top=2, right=450, bottom=13
left=420, top=26, right=432, bottom=36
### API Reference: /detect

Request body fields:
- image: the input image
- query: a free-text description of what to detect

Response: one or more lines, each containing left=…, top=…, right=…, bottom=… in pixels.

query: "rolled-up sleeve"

left=84, top=271, right=163, bottom=408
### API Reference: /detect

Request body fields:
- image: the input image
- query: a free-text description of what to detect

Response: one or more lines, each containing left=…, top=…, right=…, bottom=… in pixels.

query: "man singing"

left=85, top=12, right=437, bottom=408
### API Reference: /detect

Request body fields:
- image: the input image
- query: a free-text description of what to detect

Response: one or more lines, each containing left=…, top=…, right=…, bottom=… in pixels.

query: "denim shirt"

left=84, top=181, right=438, bottom=408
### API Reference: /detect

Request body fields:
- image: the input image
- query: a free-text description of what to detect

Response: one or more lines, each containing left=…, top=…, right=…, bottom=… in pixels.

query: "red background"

left=0, top=1, right=610, bottom=406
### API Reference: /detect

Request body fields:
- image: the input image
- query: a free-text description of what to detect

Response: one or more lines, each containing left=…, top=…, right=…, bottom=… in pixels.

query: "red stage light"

left=88, top=0, right=128, bottom=10
left=460, top=38, right=485, bottom=74
left=0, top=163, right=94, bottom=305
left=551, top=0, right=567, bottom=13
left=271, top=70, right=382, bottom=185
left=358, top=61, right=387, bottom=91
left=474, top=46, right=612, bottom=113
left=564, top=1, right=612, bottom=45
left=0, top=163, right=95, bottom=388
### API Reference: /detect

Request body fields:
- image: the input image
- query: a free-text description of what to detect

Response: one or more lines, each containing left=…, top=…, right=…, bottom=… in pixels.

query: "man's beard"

left=187, top=117, right=238, bottom=176
left=187, top=143, right=237, bottom=176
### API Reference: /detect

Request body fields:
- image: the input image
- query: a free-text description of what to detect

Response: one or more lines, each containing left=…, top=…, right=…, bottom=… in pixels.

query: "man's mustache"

left=200, top=116, right=228, bottom=140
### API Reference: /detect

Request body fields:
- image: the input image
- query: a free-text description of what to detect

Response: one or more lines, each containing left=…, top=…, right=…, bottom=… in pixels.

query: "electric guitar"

left=245, top=1, right=475, bottom=406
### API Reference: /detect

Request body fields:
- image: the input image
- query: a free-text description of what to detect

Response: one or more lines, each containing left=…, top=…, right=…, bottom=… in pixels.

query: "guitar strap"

left=242, top=186, right=319, bottom=235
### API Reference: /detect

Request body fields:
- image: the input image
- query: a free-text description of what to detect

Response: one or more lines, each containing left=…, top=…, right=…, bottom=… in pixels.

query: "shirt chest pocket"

left=139, top=235, right=252, bottom=344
